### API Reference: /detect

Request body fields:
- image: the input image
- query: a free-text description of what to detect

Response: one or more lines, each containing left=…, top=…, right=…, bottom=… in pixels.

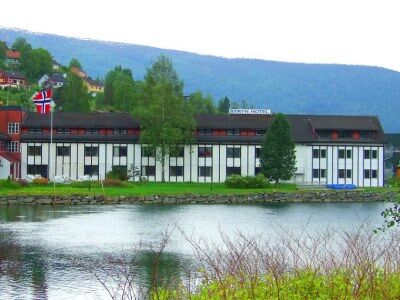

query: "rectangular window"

left=255, top=167, right=262, bottom=175
left=28, top=145, right=42, bottom=156
left=169, top=166, right=183, bottom=176
left=141, top=146, right=155, bottom=157
left=338, top=169, right=345, bottom=179
left=226, top=167, right=241, bottom=176
left=8, top=141, right=19, bottom=153
left=320, top=169, right=326, bottom=178
left=346, top=169, right=352, bottom=179
left=227, top=147, right=241, bottom=158
left=198, top=166, right=212, bottom=177
left=364, top=149, right=371, bottom=159
left=27, top=164, right=48, bottom=178
left=141, top=166, right=155, bottom=176
left=364, top=169, right=371, bottom=179
left=371, top=169, right=377, bottom=179
left=227, top=129, right=240, bottom=136
left=85, top=128, right=99, bottom=134
left=56, top=128, right=71, bottom=134
left=255, top=148, right=261, bottom=159
left=255, top=130, right=265, bottom=136
left=85, top=146, right=99, bottom=157
left=8, top=123, right=19, bottom=134
left=313, top=149, right=326, bottom=159
left=84, top=165, right=99, bottom=176
left=338, top=130, right=352, bottom=139
left=313, top=149, right=319, bottom=158
left=338, top=149, right=345, bottom=159
left=372, top=150, right=377, bottom=159
left=198, top=146, right=212, bottom=157
left=28, top=128, right=43, bottom=134
left=346, top=149, right=352, bottom=159
left=113, top=146, right=127, bottom=157
left=198, top=129, right=212, bottom=136
left=114, top=129, right=127, bottom=134
left=320, top=149, right=326, bottom=158
left=360, top=130, right=374, bottom=139
left=316, top=130, right=331, bottom=139
left=56, top=146, right=70, bottom=156
left=312, top=169, right=319, bottom=179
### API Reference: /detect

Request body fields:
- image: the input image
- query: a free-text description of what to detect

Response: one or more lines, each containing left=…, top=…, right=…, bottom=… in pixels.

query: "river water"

left=0, top=202, right=392, bottom=299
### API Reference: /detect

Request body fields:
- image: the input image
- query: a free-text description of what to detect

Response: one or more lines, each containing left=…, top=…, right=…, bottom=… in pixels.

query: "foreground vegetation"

left=78, top=226, right=400, bottom=299
left=0, top=180, right=298, bottom=197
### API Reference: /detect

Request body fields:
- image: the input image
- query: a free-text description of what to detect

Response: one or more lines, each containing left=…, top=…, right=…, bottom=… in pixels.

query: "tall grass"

left=80, top=226, right=400, bottom=299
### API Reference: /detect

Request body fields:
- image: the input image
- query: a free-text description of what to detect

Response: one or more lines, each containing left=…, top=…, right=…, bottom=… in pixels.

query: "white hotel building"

left=14, top=111, right=386, bottom=187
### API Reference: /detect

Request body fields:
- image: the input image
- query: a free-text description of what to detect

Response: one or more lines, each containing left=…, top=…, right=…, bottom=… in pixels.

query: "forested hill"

left=1, top=28, right=400, bottom=132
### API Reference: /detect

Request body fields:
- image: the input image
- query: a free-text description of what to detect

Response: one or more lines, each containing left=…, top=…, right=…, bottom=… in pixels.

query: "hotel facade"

left=0, top=107, right=387, bottom=186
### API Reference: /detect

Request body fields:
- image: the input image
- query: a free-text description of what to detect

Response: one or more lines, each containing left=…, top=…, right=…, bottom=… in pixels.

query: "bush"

left=225, top=174, right=269, bottom=189
left=32, top=177, right=49, bottom=185
left=68, top=181, right=102, bottom=188
left=106, top=166, right=128, bottom=181
left=387, top=176, right=400, bottom=187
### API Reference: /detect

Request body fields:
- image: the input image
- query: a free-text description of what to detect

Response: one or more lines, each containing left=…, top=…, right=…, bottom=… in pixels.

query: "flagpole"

left=50, top=83, right=55, bottom=191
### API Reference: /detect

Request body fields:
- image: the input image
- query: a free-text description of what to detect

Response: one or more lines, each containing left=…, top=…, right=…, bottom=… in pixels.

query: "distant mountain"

left=1, top=27, right=399, bottom=132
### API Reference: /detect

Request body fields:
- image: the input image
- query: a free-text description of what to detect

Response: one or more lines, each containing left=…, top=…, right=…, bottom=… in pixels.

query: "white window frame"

left=8, top=141, right=19, bottom=153
left=8, top=122, right=20, bottom=134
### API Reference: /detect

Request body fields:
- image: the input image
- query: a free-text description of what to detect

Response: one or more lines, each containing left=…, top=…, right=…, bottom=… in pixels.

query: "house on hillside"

left=0, top=70, right=28, bottom=89
left=52, top=59, right=62, bottom=71
left=71, top=66, right=87, bottom=78
left=4, top=49, right=21, bottom=66
left=38, top=73, right=67, bottom=88
left=83, top=77, right=104, bottom=95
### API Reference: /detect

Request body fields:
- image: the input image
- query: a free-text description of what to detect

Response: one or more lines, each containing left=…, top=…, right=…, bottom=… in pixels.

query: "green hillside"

left=1, top=28, right=399, bottom=132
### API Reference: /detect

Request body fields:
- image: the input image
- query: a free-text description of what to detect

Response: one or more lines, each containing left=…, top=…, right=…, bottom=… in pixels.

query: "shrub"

left=17, top=178, right=30, bottom=187
left=106, top=166, right=128, bottom=181
left=387, top=176, right=400, bottom=187
left=32, top=177, right=49, bottom=185
left=225, top=174, right=269, bottom=189
left=69, top=181, right=102, bottom=188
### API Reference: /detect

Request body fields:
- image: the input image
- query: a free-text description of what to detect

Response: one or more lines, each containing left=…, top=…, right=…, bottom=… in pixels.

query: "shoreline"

left=0, top=190, right=398, bottom=205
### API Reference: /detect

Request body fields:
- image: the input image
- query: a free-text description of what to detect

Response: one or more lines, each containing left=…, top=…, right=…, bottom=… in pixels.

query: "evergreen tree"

left=59, top=72, right=90, bottom=112
left=135, top=55, right=195, bottom=181
left=218, top=96, right=230, bottom=114
left=260, top=113, right=296, bottom=184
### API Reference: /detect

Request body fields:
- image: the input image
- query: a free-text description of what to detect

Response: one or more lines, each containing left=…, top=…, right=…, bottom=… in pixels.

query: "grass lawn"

left=0, top=182, right=299, bottom=197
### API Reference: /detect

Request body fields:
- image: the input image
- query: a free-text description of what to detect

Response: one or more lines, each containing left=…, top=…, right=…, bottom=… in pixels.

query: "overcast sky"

left=1, top=0, right=400, bottom=71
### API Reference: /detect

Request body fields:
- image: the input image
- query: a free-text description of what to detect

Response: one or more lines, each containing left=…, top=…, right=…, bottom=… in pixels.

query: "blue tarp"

left=326, top=184, right=357, bottom=190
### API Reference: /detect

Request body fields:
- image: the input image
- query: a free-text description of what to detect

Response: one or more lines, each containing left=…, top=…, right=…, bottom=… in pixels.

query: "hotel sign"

left=229, top=108, right=271, bottom=115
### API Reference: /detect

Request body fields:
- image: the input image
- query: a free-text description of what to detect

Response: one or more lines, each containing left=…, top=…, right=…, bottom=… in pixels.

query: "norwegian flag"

left=33, top=89, right=52, bottom=114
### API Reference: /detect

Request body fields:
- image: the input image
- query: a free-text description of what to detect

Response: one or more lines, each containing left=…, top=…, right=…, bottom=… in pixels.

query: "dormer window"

left=85, top=128, right=99, bottom=134
left=199, top=129, right=212, bottom=136
left=56, top=128, right=70, bottom=134
left=227, top=129, right=240, bottom=136
left=256, top=130, right=266, bottom=136
left=360, top=130, right=374, bottom=139
left=316, top=130, right=331, bottom=139
left=338, top=130, right=352, bottom=139
left=114, top=129, right=127, bottom=134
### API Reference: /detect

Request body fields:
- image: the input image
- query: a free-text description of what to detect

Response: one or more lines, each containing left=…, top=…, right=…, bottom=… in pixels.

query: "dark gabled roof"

left=386, top=134, right=400, bottom=146
left=308, top=115, right=381, bottom=130
left=20, top=133, right=138, bottom=143
left=1, top=70, right=26, bottom=80
left=0, top=132, right=10, bottom=141
left=49, top=73, right=67, bottom=83
left=0, top=105, right=27, bottom=112
left=23, top=112, right=139, bottom=128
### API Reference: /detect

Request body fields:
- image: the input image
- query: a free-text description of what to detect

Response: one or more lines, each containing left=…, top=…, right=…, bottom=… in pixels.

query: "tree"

left=69, top=58, right=82, bottom=69
left=103, top=66, right=138, bottom=111
left=11, top=37, right=32, bottom=56
left=20, top=48, right=53, bottom=81
left=0, top=41, right=7, bottom=69
left=135, top=55, right=195, bottom=182
left=260, top=113, right=296, bottom=184
left=186, top=91, right=217, bottom=114
left=58, top=72, right=90, bottom=112
left=218, top=97, right=230, bottom=114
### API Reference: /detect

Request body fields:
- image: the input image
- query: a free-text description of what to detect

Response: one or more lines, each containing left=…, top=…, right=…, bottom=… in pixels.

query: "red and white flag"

left=33, top=89, right=52, bottom=114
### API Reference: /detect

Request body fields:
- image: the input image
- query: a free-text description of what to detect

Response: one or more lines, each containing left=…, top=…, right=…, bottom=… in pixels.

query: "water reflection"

left=0, top=202, right=392, bottom=298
